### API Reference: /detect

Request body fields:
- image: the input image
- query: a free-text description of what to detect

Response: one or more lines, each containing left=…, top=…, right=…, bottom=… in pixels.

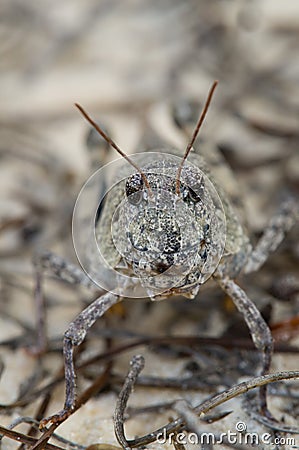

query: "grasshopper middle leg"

left=39, top=291, right=121, bottom=428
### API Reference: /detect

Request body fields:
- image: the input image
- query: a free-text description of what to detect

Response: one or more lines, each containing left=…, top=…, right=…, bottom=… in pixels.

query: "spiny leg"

left=30, top=251, right=99, bottom=354
left=33, top=250, right=97, bottom=289
left=39, top=291, right=121, bottom=428
left=215, top=275, right=273, bottom=416
left=244, top=196, right=298, bottom=274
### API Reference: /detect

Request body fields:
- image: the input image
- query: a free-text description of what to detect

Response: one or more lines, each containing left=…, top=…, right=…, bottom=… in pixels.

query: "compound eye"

left=188, top=187, right=201, bottom=203
left=125, top=173, right=144, bottom=205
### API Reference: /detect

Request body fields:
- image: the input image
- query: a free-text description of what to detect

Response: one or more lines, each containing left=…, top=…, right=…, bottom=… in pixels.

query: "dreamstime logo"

left=156, top=422, right=296, bottom=447
left=72, top=152, right=226, bottom=298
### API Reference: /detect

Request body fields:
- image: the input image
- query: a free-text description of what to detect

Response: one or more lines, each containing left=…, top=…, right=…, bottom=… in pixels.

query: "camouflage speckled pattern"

left=94, top=145, right=251, bottom=298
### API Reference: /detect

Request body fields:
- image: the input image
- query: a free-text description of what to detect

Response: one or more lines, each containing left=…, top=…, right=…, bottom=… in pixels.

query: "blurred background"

left=1, top=0, right=298, bottom=246
left=0, top=1, right=298, bottom=448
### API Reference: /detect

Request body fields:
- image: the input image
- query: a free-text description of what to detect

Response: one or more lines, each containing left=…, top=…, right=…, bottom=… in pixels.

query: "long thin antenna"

left=75, top=103, right=152, bottom=193
left=175, top=80, right=218, bottom=195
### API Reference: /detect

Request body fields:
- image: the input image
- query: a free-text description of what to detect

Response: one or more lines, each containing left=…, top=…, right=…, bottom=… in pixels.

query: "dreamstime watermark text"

left=157, top=421, right=296, bottom=447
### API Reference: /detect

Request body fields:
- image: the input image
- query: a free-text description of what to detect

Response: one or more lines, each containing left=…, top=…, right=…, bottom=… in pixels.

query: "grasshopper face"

left=117, top=156, right=226, bottom=298
left=77, top=152, right=226, bottom=299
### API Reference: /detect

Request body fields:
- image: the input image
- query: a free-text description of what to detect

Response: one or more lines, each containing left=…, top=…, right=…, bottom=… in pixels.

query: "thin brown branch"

left=0, top=426, right=63, bottom=450
left=128, top=370, right=299, bottom=448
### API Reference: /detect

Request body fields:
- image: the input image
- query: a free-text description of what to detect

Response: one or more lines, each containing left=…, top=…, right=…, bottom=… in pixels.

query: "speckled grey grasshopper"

left=35, top=81, right=297, bottom=430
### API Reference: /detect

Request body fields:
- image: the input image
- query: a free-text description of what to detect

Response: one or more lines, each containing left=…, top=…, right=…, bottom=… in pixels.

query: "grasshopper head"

left=111, top=156, right=225, bottom=298
left=73, top=152, right=226, bottom=299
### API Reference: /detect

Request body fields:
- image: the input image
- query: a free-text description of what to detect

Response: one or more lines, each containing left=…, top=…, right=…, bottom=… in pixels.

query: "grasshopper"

left=36, top=81, right=297, bottom=431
